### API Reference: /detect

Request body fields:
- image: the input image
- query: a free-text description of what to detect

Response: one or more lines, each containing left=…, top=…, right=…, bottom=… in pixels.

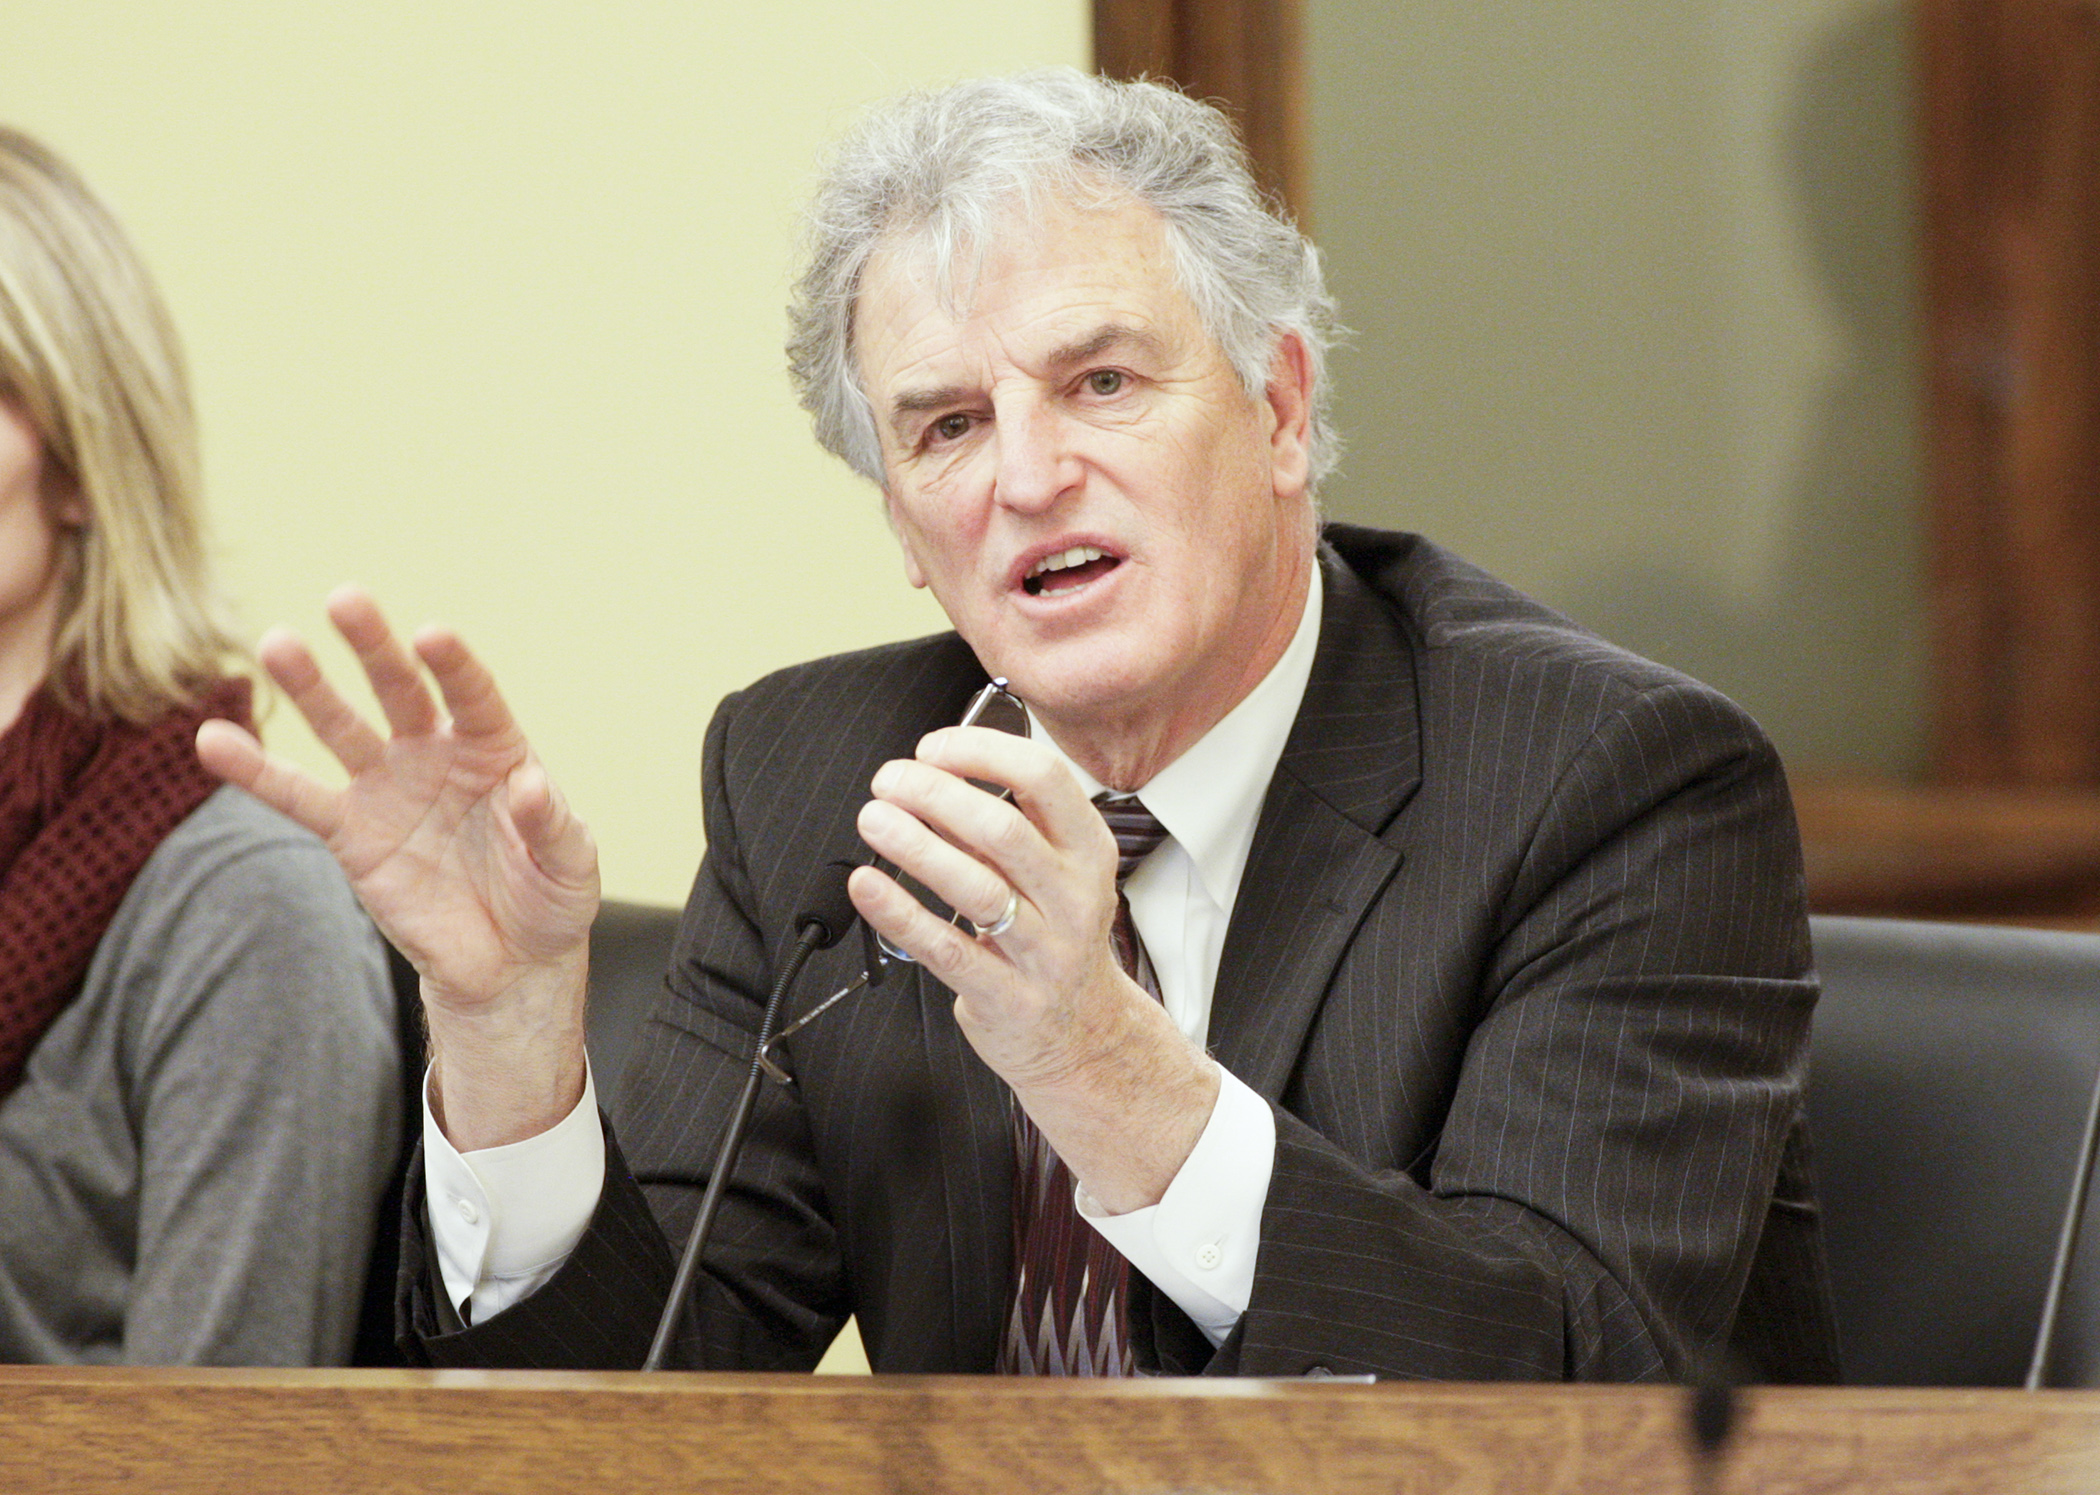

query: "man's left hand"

left=850, top=726, right=1220, bottom=1214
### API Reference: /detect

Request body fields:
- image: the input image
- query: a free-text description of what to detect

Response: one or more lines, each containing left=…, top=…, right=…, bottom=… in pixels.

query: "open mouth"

left=1022, top=544, right=1121, bottom=597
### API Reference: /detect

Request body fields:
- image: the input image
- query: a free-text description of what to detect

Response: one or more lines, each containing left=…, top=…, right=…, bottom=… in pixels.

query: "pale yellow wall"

left=0, top=1, right=1088, bottom=904
left=1309, top=0, right=1926, bottom=775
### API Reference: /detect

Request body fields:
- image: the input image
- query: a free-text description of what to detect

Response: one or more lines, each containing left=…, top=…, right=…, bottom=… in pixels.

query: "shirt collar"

left=1030, top=564, right=1324, bottom=912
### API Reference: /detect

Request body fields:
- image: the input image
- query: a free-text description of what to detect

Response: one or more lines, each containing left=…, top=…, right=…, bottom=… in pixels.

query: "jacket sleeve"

left=1215, top=679, right=1821, bottom=1382
left=402, top=685, right=846, bottom=1371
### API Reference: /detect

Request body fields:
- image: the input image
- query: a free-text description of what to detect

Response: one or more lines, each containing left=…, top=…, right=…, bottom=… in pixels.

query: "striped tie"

left=998, top=795, right=1169, bottom=1377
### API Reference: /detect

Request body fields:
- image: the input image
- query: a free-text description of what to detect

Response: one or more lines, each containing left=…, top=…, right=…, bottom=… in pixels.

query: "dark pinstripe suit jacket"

left=404, top=524, right=1840, bottom=1382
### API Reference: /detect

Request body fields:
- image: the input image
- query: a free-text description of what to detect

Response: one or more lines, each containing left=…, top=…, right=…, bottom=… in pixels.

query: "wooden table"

left=5, top=1368, right=2100, bottom=1494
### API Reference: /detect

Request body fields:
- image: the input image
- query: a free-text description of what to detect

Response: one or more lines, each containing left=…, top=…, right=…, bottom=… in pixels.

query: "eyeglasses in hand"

left=758, top=678, right=1028, bottom=1085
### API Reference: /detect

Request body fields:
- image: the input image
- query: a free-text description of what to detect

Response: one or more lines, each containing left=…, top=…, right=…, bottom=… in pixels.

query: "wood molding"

left=1920, top=0, right=2100, bottom=785
left=1795, top=773, right=2100, bottom=923
left=1094, top=0, right=1308, bottom=224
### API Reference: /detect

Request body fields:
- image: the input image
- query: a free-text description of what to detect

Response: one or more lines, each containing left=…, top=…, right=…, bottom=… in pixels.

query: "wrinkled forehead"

left=852, top=173, right=1172, bottom=346
left=851, top=189, right=1198, bottom=406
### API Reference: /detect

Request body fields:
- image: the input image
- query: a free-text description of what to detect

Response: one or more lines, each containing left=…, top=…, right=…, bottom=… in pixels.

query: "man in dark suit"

left=200, top=71, right=1838, bottom=1381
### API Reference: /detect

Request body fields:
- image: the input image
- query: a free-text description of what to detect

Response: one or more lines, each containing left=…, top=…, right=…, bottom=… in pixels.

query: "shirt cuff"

left=421, top=1062, right=606, bottom=1325
left=1077, top=1065, right=1274, bottom=1346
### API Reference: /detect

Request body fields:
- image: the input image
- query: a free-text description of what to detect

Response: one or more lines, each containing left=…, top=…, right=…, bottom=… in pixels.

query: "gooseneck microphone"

left=792, top=864, right=863, bottom=952
left=641, top=682, right=1025, bottom=1370
left=2026, top=1049, right=2100, bottom=1387
left=1685, top=1376, right=1736, bottom=1495
left=642, top=861, right=861, bottom=1371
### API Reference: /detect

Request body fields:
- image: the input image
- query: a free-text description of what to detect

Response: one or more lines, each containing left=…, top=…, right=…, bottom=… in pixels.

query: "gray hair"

left=786, top=69, right=1341, bottom=490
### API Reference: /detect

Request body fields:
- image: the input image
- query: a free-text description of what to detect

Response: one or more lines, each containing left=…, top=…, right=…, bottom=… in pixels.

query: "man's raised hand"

left=195, top=586, right=600, bottom=1148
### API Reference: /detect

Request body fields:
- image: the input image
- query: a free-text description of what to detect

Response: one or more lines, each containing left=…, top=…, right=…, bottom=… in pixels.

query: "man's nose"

left=991, top=401, right=1078, bottom=513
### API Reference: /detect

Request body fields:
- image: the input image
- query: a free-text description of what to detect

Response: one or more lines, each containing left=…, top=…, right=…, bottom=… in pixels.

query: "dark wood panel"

left=1094, top=0, right=1307, bottom=222
left=1094, top=0, right=1175, bottom=79
left=1796, top=774, right=2100, bottom=924
left=1921, top=0, right=2100, bottom=786
left=1829, top=1, right=2100, bottom=920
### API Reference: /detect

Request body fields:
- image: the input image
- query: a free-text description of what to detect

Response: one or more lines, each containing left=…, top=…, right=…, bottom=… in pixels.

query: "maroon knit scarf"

left=0, top=676, right=252, bottom=1094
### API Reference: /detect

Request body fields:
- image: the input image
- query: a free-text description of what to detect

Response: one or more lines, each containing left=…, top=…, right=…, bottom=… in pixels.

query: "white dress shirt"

left=426, top=567, right=1324, bottom=1345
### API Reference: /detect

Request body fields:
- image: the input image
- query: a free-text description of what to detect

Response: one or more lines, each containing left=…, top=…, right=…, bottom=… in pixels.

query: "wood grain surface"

left=5, top=1369, right=2100, bottom=1494
left=1919, top=0, right=2100, bottom=786
left=1092, top=0, right=1307, bottom=222
left=1793, top=773, right=2100, bottom=922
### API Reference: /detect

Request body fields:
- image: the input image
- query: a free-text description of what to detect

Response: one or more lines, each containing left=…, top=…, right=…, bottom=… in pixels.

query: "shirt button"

left=455, top=1196, right=480, bottom=1225
left=1194, top=1243, right=1223, bottom=1271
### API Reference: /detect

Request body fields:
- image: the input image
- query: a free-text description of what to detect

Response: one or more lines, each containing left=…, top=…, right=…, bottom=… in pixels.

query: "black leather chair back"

left=583, top=900, right=683, bottom=1097
left=1808, top=915, right=2100, bottom=1386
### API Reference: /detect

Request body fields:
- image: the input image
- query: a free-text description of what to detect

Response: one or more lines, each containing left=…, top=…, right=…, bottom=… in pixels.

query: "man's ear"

left=882, top=488, right=929, bottom=589
left=1263, top=329, right=1314, bottom=501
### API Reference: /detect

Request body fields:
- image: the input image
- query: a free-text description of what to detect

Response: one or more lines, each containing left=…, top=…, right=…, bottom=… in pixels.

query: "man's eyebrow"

left=883, top=325, right=1166, bottom=439
left=1046, top=324, right=1164, bottom=370
left=889, top=385, right=971, bottom=422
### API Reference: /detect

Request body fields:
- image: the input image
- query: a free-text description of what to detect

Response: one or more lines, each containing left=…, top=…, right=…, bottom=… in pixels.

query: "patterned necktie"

left=998, top=795, right=1169, bottom=1376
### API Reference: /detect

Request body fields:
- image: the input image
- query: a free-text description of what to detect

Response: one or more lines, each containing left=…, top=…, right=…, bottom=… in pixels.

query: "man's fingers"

left=306, top=588, right=524, bottom=751
left=848, top=863, right=1000, bottom=981
left=414, top=625, right=520, bottom=742
left=857, top=797, right=1019, bottom=932
left=328, top=586, right=442, bottom=738
left=257, top=627, right=387, bottom=774
left=507, top=758, right=599, bottom=888
left=193, top=715, right=262, bottom=785
left=917, top=726, right=1113, bottom=858
left=869, top=751, right=1074, bottom=900
left=195, top=718, right=346, bottom=840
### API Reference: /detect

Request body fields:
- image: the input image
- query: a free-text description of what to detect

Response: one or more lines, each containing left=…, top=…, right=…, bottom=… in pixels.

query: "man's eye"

left=1085, top=370, right=1125, bottom=396
left=931, top=413, right=972, bottom=443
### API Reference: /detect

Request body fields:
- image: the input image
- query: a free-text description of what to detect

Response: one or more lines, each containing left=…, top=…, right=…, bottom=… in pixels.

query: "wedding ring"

left=971, top=886, right=1019, bottom=939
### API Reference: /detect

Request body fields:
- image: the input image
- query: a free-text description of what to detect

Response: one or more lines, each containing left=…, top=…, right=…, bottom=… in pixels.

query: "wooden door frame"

left=1917, top=0, right=2100, bottom=786
left=1093, top=0, right=1308, bottom=223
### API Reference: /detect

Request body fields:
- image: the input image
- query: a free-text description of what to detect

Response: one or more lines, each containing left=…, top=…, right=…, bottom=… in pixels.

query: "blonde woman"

left=0, top=126, right=400, bottom=1364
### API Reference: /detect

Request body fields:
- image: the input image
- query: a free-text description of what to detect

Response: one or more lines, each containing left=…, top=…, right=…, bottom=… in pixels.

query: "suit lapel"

left=1208, top=544, right=1423, bottom=1101
left=912, top=958, right=1015, bottom=1370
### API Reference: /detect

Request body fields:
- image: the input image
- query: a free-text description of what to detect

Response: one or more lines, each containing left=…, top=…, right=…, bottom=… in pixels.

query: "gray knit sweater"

left=0, top=785, right=400, bottom=1363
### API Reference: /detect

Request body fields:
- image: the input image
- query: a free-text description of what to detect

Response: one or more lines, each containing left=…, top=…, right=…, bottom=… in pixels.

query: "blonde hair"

left=0, top=125, right=241, bottom=722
